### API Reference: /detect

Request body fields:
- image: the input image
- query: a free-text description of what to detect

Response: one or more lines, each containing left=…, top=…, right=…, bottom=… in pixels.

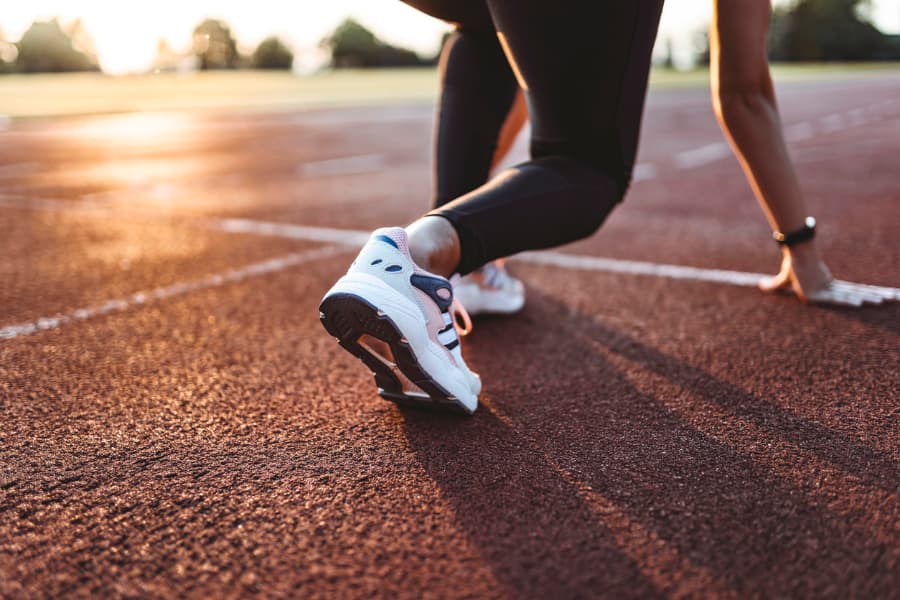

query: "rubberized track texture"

left=2, top=70, right=899, bottom=598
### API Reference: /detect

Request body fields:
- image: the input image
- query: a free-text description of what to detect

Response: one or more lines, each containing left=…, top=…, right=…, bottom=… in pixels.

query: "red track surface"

left=2, top=73, right=899, bottom=598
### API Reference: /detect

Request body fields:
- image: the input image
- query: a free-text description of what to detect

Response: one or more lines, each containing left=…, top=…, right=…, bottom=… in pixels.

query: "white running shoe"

left=452, top=260, right=525, bottom=316
left=319, top=227, right=481, bottom=414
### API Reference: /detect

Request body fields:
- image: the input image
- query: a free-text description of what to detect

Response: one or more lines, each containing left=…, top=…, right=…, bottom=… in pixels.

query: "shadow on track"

left=401, top=289, right=897, bottom=598
left=838, top=302, right=900, bottom=337
left=399, top=408, right=666, bottom=598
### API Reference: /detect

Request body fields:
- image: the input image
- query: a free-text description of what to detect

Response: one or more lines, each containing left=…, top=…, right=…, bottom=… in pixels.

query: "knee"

left=530, top=139, right=630, bottom=200
left=568, top=164, right=624, bottom=239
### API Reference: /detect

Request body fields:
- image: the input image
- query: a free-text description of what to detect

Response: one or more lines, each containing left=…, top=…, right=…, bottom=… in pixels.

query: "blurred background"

left=1, top=0, right=899, bottom=118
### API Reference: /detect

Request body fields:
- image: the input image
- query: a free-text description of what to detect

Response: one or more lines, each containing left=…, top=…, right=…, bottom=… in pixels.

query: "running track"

left=1, top=71, right=899, bottom=598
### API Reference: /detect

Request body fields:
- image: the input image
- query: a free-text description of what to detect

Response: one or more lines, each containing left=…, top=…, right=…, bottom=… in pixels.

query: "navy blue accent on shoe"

left=385, top=265, right=403, bottom=272
left=371, top=259, right=383, bottom=265
left=410, top=274, right=453, bottom=311
left=445, top=339, right=460, bottom=351
left=375, top=235, right=399, bottom=249
left=438, top=323, right=454, bottom=334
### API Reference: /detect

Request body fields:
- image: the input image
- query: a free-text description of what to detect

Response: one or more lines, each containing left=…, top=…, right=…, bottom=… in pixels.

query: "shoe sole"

left=320, top=292, right=474, bottom=415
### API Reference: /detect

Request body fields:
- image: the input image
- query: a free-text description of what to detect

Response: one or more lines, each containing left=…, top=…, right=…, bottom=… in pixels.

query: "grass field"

left=1, top=63, right=899, bottom=120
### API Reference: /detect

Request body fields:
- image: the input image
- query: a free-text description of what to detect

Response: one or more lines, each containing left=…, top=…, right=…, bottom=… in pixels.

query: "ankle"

left=784, top=241, right=832, bottom=288
left=405, top=217, right=461, bottom=277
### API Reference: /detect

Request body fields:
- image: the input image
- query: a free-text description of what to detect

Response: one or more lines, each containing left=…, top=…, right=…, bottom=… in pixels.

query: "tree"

left=67, top=19, right=98, bottom=63
left=321, top=18, right=428, bottom=68
left=253, top=36, right=294, bottom=70
left=192, top=19, right=239, bottom=70
left=152, top=38, right=179, bottom=72
left=693, top=30, right=710, bottom=67
left=14, top=19, right=99, bottom=73
left=321, top=18, right=378, bottom=68
left=768, top=0, right=900, bottom=61
left=0, top=28, right=15, bottom=74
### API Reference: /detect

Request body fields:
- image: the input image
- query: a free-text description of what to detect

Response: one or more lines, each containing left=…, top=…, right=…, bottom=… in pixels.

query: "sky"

left=2, top=0, right=899, bottom=74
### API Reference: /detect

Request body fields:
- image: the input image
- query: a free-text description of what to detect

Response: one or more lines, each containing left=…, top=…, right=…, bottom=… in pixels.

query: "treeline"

left=0, top=20, right=99, bottom=74
left=690, top=0, right=900, bottom=65
left=0, top=16, right=434, bottom=75
left=7, top=3, right=896, bottom=76
left=769, top=0, right=900, bottom=61
left=183, top=19, right=293, bottom=71
left=0, top=18, right=296, bottom=74
left=320, top=19, right=436, bottom=68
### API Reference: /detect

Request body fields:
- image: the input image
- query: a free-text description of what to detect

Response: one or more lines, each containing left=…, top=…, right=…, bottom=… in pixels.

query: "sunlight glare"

left=4, top=0, right=898, bottom=75
left=59, top=112, right=192, bottom=142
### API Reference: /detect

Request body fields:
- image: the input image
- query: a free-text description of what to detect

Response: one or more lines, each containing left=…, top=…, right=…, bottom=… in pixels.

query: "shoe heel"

left=319, top=293, right=474, bottom=414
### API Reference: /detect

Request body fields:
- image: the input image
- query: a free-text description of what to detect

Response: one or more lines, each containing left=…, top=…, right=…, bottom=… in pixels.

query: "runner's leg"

left=426, top=1, right=665, bottom=273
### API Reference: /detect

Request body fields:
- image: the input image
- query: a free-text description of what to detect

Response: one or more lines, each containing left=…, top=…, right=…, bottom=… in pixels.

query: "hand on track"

left=759, top=254, right=898, bottom=306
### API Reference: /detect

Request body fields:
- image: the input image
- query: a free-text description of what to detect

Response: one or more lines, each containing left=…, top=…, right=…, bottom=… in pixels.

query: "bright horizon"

left=2, top=0, right=899, bottom=74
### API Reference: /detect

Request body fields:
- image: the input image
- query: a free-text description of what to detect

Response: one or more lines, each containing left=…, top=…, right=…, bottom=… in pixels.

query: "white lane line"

left=673, top=142, right=732, bottom=170
left=299, top=153, right=385, bottom=178
left=501, top=94, right=896, bottom=179
left=846, top=108, right=866, bottom=127
left=784, top=121, right=815, bottom=142
left=820, top=113, right=846, bottom=132
left=5, top=217, right=899, bottom=342
left=213, top=218, right=370, bottom=246
left=2, top=193, right=764, bottom=288
left=519, top=251, right=764, bottom=287
left=206, top=219, right=900, bottom=294
left=0, top=245, right=348, bottom=341
left=665, top=99, right=900, bottom=174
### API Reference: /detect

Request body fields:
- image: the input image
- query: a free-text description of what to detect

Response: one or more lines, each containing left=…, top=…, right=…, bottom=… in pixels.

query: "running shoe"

left=319, top=227, right=481, bottom=414
left=452, top=261, right=525, bottom=316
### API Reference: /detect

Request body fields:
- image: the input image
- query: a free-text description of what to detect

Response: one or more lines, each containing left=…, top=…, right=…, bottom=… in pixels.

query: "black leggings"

left=402, top=0, right=665, bottom=274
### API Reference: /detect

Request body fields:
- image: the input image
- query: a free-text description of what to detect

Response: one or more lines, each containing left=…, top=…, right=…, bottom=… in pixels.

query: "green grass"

left=1, top=63, right=898, bottom=120
left=650, top=61, right=900, bottom=88
left=0, top=69, right=440, bottom=119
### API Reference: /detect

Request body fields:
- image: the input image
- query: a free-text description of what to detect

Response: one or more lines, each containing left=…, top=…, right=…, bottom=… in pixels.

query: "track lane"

left=1, top=71, right=898, bottom=598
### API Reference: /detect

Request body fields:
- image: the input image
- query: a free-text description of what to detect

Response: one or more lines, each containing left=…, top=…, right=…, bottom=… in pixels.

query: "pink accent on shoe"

left=412, top=287, right=461, bottom=368
left=374, top=226, right=451, bottom=280
left=372, top=226, right=411, bottom=258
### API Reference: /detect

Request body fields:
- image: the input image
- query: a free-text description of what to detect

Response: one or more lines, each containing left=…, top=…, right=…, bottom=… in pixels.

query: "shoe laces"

left=480, top=261, right=510, bottom=289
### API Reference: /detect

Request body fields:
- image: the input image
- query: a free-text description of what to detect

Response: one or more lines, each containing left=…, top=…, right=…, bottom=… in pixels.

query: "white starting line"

left=299, top=153, right=386, bottom=178
left=0, top=245, right=348, bottom=341
left=6, top=215, right=898, bottom=341
left=664, top=98, right=900, bottom=172
left=3, top=96, right=900, bottom=341
left=205, top=218, right=899, bottom=294
left=210, top=218, right=772, bottom=287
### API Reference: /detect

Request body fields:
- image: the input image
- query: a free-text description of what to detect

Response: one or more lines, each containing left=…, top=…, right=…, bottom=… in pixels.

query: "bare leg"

left=711, top=0, right=831, bottom=299
left=406, top=216, right=461, bottom=277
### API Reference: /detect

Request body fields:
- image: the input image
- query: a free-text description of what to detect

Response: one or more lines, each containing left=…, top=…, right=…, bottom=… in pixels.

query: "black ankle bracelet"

left=773, top=217, right=816, bottom=246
